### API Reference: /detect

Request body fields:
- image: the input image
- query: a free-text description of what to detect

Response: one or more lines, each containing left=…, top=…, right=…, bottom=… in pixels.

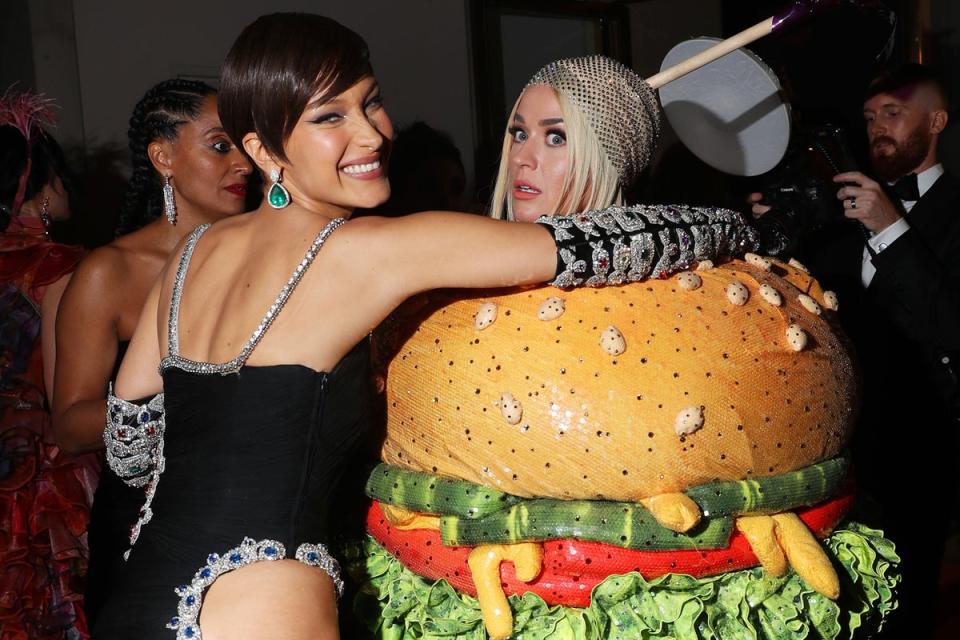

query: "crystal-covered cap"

left=527, top=55, right=661, bottom=187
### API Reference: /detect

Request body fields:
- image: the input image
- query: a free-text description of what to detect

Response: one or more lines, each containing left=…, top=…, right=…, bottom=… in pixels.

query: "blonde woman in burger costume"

left=488, top=56, right=658, bottom=223
left=92, top=15, right=758, bottom=639
left=355, top=55, right=899, bottom=639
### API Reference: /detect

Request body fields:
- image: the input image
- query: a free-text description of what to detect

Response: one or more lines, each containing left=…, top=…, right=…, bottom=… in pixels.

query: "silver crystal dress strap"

left=162, top=217, right=346, bottom=375
left=167, top=224, right=212, bottom=358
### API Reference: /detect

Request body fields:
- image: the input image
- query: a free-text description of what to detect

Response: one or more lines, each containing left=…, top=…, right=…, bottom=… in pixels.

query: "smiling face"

left=275, top=75, right=393, bottom=217
left=506, top=85, right=569, bottom=222
left=162, top=95, right=251, bottom=218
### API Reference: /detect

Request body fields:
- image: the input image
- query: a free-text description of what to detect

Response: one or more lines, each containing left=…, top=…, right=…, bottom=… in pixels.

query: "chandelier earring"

left=39, top=197, right=53, bottom=232
left=267, top=167, right=291, bottom=209
left=162, top=175, right=178, bottom=225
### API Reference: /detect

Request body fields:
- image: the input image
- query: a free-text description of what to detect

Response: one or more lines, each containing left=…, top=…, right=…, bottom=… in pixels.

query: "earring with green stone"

left=267, top=167, right=291, bottom=209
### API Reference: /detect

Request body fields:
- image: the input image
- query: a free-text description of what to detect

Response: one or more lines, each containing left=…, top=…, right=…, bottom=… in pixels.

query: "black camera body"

left=756, top=124, right=861, bottom=256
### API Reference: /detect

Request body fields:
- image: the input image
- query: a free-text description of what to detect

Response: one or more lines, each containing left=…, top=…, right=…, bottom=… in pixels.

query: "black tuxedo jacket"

left=806, top=170, right=960, bottom=490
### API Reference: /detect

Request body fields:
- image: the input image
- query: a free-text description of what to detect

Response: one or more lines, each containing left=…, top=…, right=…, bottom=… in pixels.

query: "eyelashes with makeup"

left=545, top=129, right=566, bottom=146
left=508, top=126, right=566, bottom=146
left=508, top=126, right=528, bottom=143
left=310, top=93, right=385, bottom=125
left=365, top=93, right=384, bottom=110
left=210, top=140, right=234, bottom=154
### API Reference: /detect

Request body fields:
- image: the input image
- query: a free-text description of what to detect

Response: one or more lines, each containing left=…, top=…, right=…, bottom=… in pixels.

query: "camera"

left=755, top=124, right=861, bottom=256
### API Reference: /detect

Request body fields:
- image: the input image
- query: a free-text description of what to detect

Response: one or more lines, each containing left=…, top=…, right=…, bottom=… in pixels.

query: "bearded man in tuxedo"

left=819, top=64, right=960, bottom=637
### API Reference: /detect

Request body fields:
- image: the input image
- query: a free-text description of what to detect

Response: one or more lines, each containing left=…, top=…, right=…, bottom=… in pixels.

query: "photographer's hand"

left=746, top=192, right=771, bottom=218
left=833, top=172, right=902, bottom=233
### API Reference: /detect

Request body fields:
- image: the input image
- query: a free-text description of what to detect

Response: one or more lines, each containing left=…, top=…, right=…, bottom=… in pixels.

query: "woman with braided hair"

left=45, top=78, right=250, bottom=628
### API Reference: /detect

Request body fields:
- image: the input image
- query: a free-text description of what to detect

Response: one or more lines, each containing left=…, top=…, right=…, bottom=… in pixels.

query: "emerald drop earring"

left=267, top=168, right=291, bottom=209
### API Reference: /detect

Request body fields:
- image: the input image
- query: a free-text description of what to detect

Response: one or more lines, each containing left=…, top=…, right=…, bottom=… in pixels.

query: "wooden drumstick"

left=647, top=0, right=840, bottom=89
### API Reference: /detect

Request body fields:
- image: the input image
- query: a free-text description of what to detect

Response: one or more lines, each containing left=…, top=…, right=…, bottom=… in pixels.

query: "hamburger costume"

left=347, top=58, right=900, bottom=639
left=96, top=155, right=758, bottom=637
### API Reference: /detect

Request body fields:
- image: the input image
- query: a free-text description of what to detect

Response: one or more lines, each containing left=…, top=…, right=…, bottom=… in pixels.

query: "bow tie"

left=890, top=173, right=920, bottom=202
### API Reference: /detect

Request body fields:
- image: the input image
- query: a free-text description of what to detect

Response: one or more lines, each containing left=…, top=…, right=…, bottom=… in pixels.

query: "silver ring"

left=849, top=198, right=857, bottom=209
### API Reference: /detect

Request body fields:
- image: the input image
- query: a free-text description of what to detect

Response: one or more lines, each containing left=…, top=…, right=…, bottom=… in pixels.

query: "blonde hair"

left=488, top=87, right=623, bottom=221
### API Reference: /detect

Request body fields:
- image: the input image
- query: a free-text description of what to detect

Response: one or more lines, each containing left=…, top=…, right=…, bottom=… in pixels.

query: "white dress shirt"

left=861, top=163, right=944, bottom=287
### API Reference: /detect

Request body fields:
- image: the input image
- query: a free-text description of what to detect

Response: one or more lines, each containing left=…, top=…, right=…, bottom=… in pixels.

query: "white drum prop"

left=658, top=38, right=791, bottom=177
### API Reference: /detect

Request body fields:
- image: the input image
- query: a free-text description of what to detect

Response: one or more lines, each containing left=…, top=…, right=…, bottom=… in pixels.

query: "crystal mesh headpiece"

left=527, top=55, right=661, bottom=187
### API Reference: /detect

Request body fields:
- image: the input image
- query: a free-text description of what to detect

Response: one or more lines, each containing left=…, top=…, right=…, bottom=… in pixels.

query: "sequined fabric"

left=537, top=204, right=760, bottom=287
left=527, top=55, right=662, bottom=186
left=104, top=390, right=165, bottom=489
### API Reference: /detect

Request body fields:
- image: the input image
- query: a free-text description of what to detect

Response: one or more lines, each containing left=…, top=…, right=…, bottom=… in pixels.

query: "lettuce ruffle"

left=345, top=522, right=899, bottom=640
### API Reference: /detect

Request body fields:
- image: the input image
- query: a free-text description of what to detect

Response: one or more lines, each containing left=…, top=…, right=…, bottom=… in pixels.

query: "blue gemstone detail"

left=169, top=616, right=179, bottom=627
left=139, top=410, right=150, bottom=424
left=176, top=584, right=187, bottom=595
left=185, top=627, right=196, bottom=638
left=265, top=546, right=277, bottom=557
left=207, top=553, right=219, bottom=564
left=229, top=552, right=242, bottom=564
left=186, top=595, right=195, bottom=606
left=307, top=552, right=319, bottom=562
left=200, top=567, right=212, bottom=578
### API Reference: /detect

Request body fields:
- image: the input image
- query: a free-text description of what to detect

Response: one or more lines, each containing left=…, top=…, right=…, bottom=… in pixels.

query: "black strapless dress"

left=93, top=219, right=374, bottom=638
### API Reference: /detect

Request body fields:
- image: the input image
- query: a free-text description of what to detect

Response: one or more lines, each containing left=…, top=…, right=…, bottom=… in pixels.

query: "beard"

left=869, top=121, right=931, bottom=182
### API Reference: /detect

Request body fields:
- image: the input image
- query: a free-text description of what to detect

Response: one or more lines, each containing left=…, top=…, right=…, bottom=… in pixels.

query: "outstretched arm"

left=367, top=212, right=556, bottom=296
left=370, top=204, right=758, bottom=300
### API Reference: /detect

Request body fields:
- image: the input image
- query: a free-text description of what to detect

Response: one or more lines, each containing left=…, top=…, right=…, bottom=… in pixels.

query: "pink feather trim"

left=0, top=87, right=56, bottom=144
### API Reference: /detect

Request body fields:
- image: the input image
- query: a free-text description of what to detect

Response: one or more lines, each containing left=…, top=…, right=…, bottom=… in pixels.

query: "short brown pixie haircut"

left=219, top=13, right=373, bottom=164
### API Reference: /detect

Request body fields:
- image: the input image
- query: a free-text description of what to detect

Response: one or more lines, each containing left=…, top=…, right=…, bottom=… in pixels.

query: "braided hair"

left=117, top=79, right=215, bottom=235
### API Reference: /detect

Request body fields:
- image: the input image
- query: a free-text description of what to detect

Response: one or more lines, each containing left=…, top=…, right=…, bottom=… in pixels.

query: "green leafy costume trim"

left=344, top=522, right=899, bottom=640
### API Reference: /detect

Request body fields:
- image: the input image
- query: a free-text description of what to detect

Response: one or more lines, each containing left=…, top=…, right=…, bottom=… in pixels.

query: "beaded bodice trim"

left=159, top=218, right=346, bottom=376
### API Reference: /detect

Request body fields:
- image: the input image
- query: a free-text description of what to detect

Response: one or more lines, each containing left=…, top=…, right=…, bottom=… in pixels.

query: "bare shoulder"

left=66, top=224, right=174, bottom=304
left=67, top=243, right=131, bottom=296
